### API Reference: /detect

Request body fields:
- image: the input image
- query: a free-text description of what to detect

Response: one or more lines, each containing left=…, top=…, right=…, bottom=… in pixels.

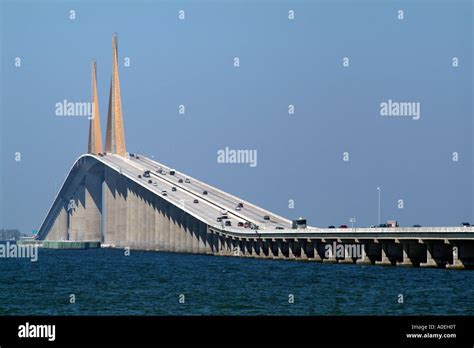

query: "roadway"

left=101, top=153, right=293, bottom=231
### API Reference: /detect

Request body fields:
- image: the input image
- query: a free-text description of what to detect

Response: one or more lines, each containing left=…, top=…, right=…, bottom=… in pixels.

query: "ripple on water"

left=0, top=249, right=473, bottom=315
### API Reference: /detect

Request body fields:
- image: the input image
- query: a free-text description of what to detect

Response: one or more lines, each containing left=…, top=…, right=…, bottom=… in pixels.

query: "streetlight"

left=377, top=186, right=381, bottom=225
left=350, top=217, right=356, bottom=229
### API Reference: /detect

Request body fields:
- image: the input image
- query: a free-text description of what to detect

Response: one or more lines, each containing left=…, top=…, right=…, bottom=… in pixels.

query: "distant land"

left=0, top=229, right=26, bottom=241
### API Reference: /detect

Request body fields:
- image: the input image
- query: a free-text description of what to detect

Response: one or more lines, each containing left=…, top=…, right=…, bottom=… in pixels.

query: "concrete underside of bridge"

left=38, top=155, right=474, bottom=270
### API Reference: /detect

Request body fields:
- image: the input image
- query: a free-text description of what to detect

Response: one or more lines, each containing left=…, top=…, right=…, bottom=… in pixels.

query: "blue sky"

left=0, top=0, right=472, bottom=234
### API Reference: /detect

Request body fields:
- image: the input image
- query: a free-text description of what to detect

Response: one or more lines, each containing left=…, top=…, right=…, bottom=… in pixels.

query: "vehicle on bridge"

left=387, top=220, right=399, bottom=227
left=292, top=218, right=307, bottom=229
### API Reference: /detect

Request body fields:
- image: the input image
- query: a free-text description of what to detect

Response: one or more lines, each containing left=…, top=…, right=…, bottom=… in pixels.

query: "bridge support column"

left=376, top=242, right=402, bottom=266
left=446, top=242, right=474, bottom=269
left=322, top=241, right=337, bottom=263
left=224, top=236, right=233, bottom=256
left=356, top=242, right=381, bottom=265
left=244, top=239, right=252, bottom=257
left=276, top=240, right=284, bottom=259
left=420, top=242, right=443, bottom=268
left=313, top=241, right=323, bottom=261
left=239, top=239, right=247, bottom=256
left=397, top=242, right=424, bottom=267
left=356, top=243, right=371, bottom=265
left=338, top=243, right=356, bottom=264
left=255, top=239, right=262, bottom=257
left=261, top=239, right=270, bottom=258
left=232, top=238, right=240, bottom=256
left=299, top=240, right=308, bottom=260
left=376, top=242, right=392, bottom=266
left=84, top=171, right=103, bottom=241
left=268, top=240, right=275, bottom=258
left=447, top=244, right=464, bottom=269
left=288, top=240, right=296, bottom=259
left=302, top=240, right=312, bottom=259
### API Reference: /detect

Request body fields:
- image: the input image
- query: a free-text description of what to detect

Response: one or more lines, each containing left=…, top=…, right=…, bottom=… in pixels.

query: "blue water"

left=0, top=249, right=472, bottom=315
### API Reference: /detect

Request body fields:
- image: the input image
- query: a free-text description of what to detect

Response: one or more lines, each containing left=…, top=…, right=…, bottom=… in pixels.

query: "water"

left=0, top=248, right=473, bottom=315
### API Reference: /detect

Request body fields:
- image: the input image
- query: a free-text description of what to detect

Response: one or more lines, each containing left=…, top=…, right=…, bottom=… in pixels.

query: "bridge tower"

left=87, top=60, right=103, bottom=154
left=105, top=33, right=126, bottom=157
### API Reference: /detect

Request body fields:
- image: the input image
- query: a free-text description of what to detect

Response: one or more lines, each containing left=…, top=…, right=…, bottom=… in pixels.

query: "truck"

left=386, top=220, right=399, bottom=228
left=292, top=218, right=307, bottom=229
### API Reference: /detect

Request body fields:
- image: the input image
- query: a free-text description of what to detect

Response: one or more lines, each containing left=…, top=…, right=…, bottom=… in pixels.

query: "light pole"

left=377, top=186, right=381, bottom=225
left=350, top=217, right=356, bottom=230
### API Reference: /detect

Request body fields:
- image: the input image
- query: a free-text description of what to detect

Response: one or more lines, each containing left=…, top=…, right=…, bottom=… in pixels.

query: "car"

left=153, top=182, right=157, bottom=186
left=193, top=199, right=199, bottom=203
left=217, top=217, right=223, bottom=222
left=130, top=153, right=135, bottom=157
left=171, top=187, right=177, bottom=192
left=169, top=169, right=175, bottom=175
left=413, top=224, right=421, bottom=227
left=369, top=225, right=378, bottom=228
left=178, top=179, right=183, bottom=183
left=161, top=170, right=167, bottom=175
left=379, top=224, right=388, bottom=228
left=339, top=225, right=348, bottom=228
left=263, top=215, right=270, bottom=221
left=237, top=202, right=243, bottom=208
left=98, top=153, right=103, bottom=157
left=136, top=155, right=140, bottom=159
left=461, top=222, right=471, bottom=227
left=148, top=179, right=152, bottom=184
left=225, top=221, right=231, bottom=227
left=328, top=226, right=335, bottom=229
left=156, top=167, right=162, bottom=174
left=185, top=178, right=191, bottom=183
left=143, top=170, right=150, bottom=178
left=220, top=209, right=228, bottom=216
left=235, top=206, right=241, bottom=211
left=244, top=222, right=250, bottom=228
left=275, top=226, right=284, bottom=230
left=161, top=190, right=167, bottom=196
left=138, top=174, right=142, bottom=178
left=237, top=222, right=244, bottom=227
left=203, top=190, right=208, bottom=195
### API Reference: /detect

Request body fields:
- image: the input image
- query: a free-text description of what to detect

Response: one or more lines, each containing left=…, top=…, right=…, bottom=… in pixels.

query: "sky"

left=0, top=0, right=472, bottom=234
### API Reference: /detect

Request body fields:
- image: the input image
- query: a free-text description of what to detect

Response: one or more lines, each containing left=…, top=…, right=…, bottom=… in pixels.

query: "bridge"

left=37, top=35, right=474, bottom=269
